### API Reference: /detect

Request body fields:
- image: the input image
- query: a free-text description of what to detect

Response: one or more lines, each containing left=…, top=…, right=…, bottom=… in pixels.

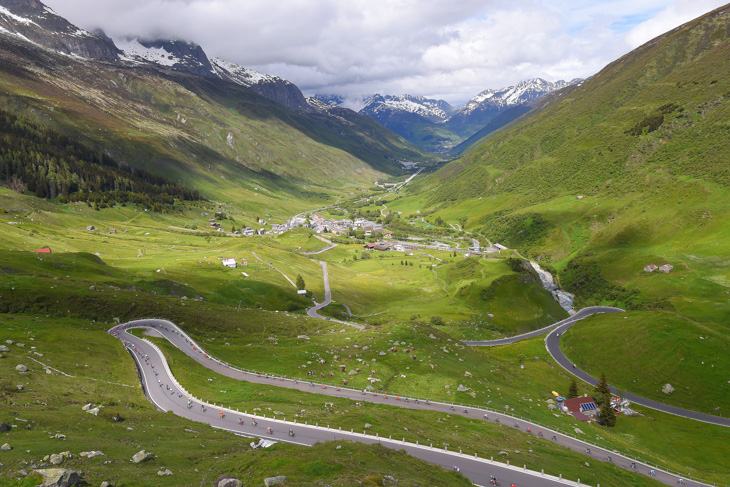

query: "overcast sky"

left=45, top=0, right=727, bottom=107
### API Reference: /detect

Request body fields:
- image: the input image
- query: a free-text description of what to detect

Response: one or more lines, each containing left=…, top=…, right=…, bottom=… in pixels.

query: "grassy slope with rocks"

left=389, top=5, right=730, bottom=415
left=0, top=318, right=473, bottom=487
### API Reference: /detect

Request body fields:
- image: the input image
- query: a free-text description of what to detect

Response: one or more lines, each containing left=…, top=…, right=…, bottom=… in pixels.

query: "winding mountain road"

left=544, top=318, right=730, bottom=428
left=110, top=319, right=710, bottom=487
left=306, top=261, right=363, bottom=330
left=463, top=307, right=625, bottom=347
left=465, top=306, right=730, bottom=427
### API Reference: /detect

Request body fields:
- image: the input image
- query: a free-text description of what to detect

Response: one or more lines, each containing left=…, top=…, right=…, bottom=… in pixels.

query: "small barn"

left=564, top=397, right=598, bottom=420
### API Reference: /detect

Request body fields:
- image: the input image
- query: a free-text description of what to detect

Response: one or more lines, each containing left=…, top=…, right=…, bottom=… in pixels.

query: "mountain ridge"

left=316, top=78, right=582, bottom=152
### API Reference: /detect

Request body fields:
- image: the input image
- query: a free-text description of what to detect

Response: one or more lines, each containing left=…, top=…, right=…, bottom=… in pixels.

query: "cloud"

left=44, top=0, right=726, bottom=105
left=625, top=0, right=727, bottom=47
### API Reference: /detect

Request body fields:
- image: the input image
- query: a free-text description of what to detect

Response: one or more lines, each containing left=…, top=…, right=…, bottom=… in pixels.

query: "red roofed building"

left=35, top=247, right=51, bottom=253
left=564, top=397, right=598, bottom=421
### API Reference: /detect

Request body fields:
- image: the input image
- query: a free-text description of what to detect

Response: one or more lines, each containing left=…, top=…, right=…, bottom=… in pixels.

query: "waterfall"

left=530, top=261, right=575, bottom=314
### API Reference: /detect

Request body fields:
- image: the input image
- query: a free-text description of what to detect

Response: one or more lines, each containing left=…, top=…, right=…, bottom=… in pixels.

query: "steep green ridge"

left=390, top=5, right=730, bottom=413
left=0, top=35, right=433, bottom=215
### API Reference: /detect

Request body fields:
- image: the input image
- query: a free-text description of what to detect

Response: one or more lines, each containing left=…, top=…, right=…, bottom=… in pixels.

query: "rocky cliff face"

left=0, top=0, right=120, bottom=60
left=212, top=58, right=314, bottom=113
left=136, top=39, right=215, bottom=77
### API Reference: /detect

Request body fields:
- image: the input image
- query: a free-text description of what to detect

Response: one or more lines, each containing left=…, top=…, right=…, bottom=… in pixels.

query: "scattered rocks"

left=379, top=351, right=386, bottom=356
left=383, top=474, right=397, bottom=484
left=5, top=339, right=13, bottom=344
left=15, top=364, right=28, bottom=373
left=100, top=482, right=114, bottom=487
left=429, top=334, right=437, bottom=339
left=0, top=423, right=9, bottom=432
left=16, top=385, right=24, bottom=390
left=546, top=399, right=555, bottom=404
left=584, top=462, right=590, bottom=467
left=18, top=469, right=28, bottom=477
left=34, top=468, right=80, bottom=487
left=547, top=404, right=556, bottom=410
left=1, top=443, right=11, bottom=450
left=335, top=445, right=342, bottom=450
left=364, top=423, right=372, bottom=429
left=50, top=434, right=66, bottom=440
left=487, top=313, right=494, bottom=318
left=464, top=371, right=472, bottom=378
left=348, top=369, right=357, bottom=376
left=0, top=345, right=8, bottom=352
left=264, top=476, right=287, bottom=486
left=81, top=404, right=92, bottom=411
left=157, top=468, right=173, bottom=476
left=574, top=428, right=584, bottom=435
left=498, top=451, right=508, bottom=456
left=456, top=384, right=469, bottom=392
left=131, top=450, right=153, bottom=464
left=662, top=383, right=674, bottom=395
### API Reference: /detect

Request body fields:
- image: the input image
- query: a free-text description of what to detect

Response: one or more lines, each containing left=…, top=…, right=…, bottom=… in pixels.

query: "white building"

left=222, top=258, right=237, bottom=269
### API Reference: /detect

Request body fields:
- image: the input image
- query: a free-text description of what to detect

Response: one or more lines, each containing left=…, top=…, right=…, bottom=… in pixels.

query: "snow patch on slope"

left=211, top=58, right=278, bottom=86
left=0, top=6, right=38, bottom=26
left=117, top=38, right=179, bottom=66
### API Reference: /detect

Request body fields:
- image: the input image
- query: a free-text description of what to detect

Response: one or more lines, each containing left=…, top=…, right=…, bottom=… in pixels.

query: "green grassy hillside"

left=391, top=5, right=730, bottom=414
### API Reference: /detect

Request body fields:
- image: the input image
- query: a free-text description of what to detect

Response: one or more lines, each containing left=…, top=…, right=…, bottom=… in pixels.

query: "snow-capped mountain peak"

left=117, top=38, right=215, bottom=77
left=359, top=94, right=455, bottom=123
left=457, top=78, right=577, bottom=116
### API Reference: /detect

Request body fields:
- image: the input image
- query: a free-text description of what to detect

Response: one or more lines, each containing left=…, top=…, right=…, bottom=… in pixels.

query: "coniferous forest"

left=0, top=110, right=200, bottom=210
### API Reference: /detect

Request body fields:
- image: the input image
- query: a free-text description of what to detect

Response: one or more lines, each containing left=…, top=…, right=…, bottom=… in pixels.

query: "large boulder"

left=662, top=383, right=675, bottom=395
left=1, top=442, right=10, bottom=450
left=217, top=478, right=242, bottom=487
left=131, top=450, right=153, bottom=463
left=157, top=468, right=173, bottom=476
left=0, top=345, right=9, bottom=352
left=264, top=476, right=287, bottom=486
left=15, top=364, right=28, bottom=372
left=456, top=384, right=469, bottom=392
left=49, top=453, right=64, bottom=465
left=34, top=468, right=80, bottom=487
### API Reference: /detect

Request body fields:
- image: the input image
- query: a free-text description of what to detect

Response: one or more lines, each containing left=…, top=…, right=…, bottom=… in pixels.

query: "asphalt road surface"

left=463, top=307, right=625, bottom=347
left=110, top=319, right=709, bottom=487
left=306, top=261, right=363, bottom=329
left=545, top=318, right=730, bottom=428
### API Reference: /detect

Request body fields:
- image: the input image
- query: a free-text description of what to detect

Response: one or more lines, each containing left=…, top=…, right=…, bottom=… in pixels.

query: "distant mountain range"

left=315, top=78, right=582, bottom=153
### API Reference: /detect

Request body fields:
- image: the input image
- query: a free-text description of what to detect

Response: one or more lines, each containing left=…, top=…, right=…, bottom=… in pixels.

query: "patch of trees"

left=0, top=110, right=200, bottom=209
left=559, top=258, right=638, bottom=308
left=623, top=103, right=682, bottom=137
left=482, top=212, right=552, bottom=249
